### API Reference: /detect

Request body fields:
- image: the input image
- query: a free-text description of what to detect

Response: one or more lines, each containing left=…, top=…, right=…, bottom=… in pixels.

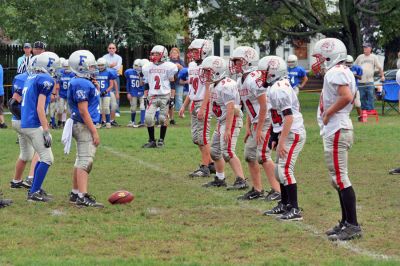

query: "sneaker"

left=325, top=221, right=345, bottom=236
left=328, top=221, right=362, bottom=241
left=39, top=189, right=53, bottom=198
left=95, top=123, right=102, bottom=129
left=264, top=189, right=281, bottom=201
left=263, top=201, right=287, bottom=216
left=10, top=181, right=30, bottom=189
left=157, top=139, right=165, bottom=148
left=115, top=113, right=121, bottom=117
left=127, top=121, right=134, bottom=127
left=0, top=123, right=7, bottom=128
left=138, top=123, right=145, bottom=128
left=170, top=119, right=176, bottom=125
left=189, top=165, right=210, bottom=177
left=111, top=120, right=119, bottom=127
left=106, top=122, right=112, bottom=129
left=237, top=187, right=264, bottom=200
left=27, top=191, right=52, bottom=202
left=69, top=192, right=78, bottom=204
left=389, top=167, right=400, bottom=175
left=208, top=162, right=216, bottom=174
left=142, top=140, right=157, bottom=148
left=278, top=207, right=303, bottom=221
left=202, top=176, right=227, bottom=187
left=76, top=193, right=104, bottom=208
left=227, top=177, right=249, bottom=190
left=0, top=198, right=13, bottom=208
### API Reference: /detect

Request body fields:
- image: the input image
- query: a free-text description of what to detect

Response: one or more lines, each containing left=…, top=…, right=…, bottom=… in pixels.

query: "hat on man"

left=33, top=41, right=46, bottom=49
left=362, top=42, right=372, bottom=48
left=23, top=43, right=31, bottom=48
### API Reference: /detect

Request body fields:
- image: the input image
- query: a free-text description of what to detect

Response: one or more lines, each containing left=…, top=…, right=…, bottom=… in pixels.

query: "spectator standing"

left=354, top=43, right=384, bottom=110
left=17, top=43, right=32, bottom=74
left=169, top=47, right=185, bottom=125
left=32, top=41, right=46, bottom=55
left=0, top=63, right=7, bottom=128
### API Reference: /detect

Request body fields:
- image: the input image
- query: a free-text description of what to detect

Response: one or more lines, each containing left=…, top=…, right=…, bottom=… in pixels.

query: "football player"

left=178, top=39, right=215, bottom=177
left=230, top=46, right=281, bottom=200
left=20, top=52, right=60, bottom=202
left=345, top=55, right=363, bottom=121
left=96, top=58, right=117, bottom=129
left=312, top=38, right=362, bottom=240
left=125, top=59, right=145, bottom=127
left=287, top=55, right=308, bottom=95
left=142, top=45, right=178, bottom=148
left=67, top=50, right=103, bottom=208
left=260, top=56, right=306, bottom=221
left=200, top=56, right=248, bottom=190
left=57, top=59, right=74, bottom=128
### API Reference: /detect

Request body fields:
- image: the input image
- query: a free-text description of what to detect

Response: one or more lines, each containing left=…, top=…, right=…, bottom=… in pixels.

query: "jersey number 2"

left=154, top=75, right=161, bottom=90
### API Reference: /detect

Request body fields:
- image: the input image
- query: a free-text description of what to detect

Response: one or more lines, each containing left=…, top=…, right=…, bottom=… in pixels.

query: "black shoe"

left=189, top=165, right=210, bottom=177
left=27, top=191, right=52, bottom=202
left=170, top=119, right=176, bottom=125
left=278, top=207, right=303, bottom=221
left=389, top=167, right=400, bottom=175
left=39, top=189, right=53, bottom=198
left=0, top=123, right=8, bottom=128
left=263, top=201, right=287, bottom=216
left=157, top=139, right=165, bottom=148
left=69, top=192, right=78, bottom=204
left=208, top=162, right=216, bottom=174
left=328, top=221, right=362, bottom=241
left=202, top=176, right=227, bottom=187
left=142, top=140, right=157, bottom=148
left=111, top=120, right=119, bottom=127
left=0, top=198, right=13, bottom=208
left=325, top=221, right=345, bottom=236
left=76, top=194, right=104, bottom=208
left=51, top=124, right=58, bottom=129
left=237, top=187, right=264, bottom=200
left=227, top=177, right=248, bottom=190
left=10, top=181, right=30, bottom=189
left=264, top=189, right=281, bottom=201
left=24, top=177, right=33, bottom=188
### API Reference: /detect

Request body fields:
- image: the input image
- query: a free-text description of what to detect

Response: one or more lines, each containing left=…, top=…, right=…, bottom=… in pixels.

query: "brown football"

left=108, top=190, right=134, bottom=204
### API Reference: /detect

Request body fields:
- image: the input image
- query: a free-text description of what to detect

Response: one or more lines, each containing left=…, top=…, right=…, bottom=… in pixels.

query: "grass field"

left=0, top=93, right=400, bottom=266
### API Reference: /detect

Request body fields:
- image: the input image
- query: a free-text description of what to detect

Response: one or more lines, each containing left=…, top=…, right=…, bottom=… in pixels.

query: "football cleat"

left=325, top=221, right=345, bottom=236
left=264, top=189, right=281, bottom=201
left=10, top=180, right=31, bottom=189
left=328, top=222, right=362, bottom=241
left=227, top=177, right=248, bottom=190
left=76, top=194, right=104, bottom=208
left=170, top=119, right=176, bottom=125
left=69, top=192, right=78, bottom=204
left=208, top=162, right=216, bottom=174
left=127, top=121, right=135, bottom=127
left=237, top=187, right=264, bottom=200
left=142, top=140, right=157, bottom=148
left=263, top=201, right=287, bottom=216
left=389, top=167, right=400, bottom=175
left=157, top=139, right=165, bottom=148
left=27, top=191, right=52, bottom=202
left=189, top=165, right=210, bottom=177
left=278, top=207, right=303, bottom=221
left=202, top=176, right=227, bottom=187
left=24, top=177, right=33, bottom=187
left=111, top=120, right=119, bottom=127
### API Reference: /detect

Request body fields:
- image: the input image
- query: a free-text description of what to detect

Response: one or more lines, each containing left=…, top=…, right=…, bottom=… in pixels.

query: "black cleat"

left=389, top=167, right=400, bottom=175
left=263, top=201, right=287, bottom=216
left=278, top=207, right=303, bottom=221
left=328, top=222, right=362, bottom=241
left=24, top=177, right=33, bottom=187
left=76, top=194, right=104, bottom=208
left=208, top=162, right=216, bottom=174
left=10, top=181, right=30, bottom=189
left=142, top=140, right=157, bottom=148
left=325, top=221, right=345, bottom=236
left=202, top=176, right=227, bottom=187
left=27, top=191, right=52, bottom=202
left=69, top=192, right=78, bottom=204
left=264, top=189, right=281, bottom=201
left=189, top=165, right=210, bottom=177
left=157, top=139, right=165, bottom=148
left=227, top=177, right=248, bottom=190
left=237, top=187, right=264, bottom=200
left=170, top=119, right=176, bottom=125
left=111, top=120, right=119, bottom=127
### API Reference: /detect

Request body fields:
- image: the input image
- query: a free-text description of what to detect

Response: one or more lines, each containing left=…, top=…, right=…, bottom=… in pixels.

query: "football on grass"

left=108, top=190, right=134, bottom=204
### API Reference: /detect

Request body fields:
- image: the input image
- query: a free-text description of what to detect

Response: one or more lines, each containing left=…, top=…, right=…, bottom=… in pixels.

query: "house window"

left=224, top=45, right=230, bottom=56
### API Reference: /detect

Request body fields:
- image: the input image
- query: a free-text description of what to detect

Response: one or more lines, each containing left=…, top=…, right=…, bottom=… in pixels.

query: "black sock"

left=160, top=125, right=167, bottom=140
left=280, top=183, right=288, bottom=205
left=337, top=189, right=346, bottom=224
left=147, top=126, right=155, bottom=141
left=340, top=186, right=358, bottom=226
left=286, top=183, right=298, bottom=209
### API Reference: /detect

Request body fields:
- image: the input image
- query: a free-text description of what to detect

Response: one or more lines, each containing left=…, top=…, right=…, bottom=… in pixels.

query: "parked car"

left=374, top=69, right=398, bottom=92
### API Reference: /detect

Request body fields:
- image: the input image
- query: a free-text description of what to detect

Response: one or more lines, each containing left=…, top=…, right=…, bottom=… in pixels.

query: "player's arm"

left=12, top=92, right=22, bottom=103
left=299, top=75, right=308, bottom=89
left=322, top=84, right=352, bottom=125
left=78, top=101, right=100, bottom=146
left=244, top=113, right=251, bottom=143
left=277, top=108, right=293, bottom=158
left=198, top=82, right=211, bottom=120
left=224, top=101, right=235, bottom=143
left=256, top=94, right=267, bottom=145
left=37, top=94, right=49, bottom=131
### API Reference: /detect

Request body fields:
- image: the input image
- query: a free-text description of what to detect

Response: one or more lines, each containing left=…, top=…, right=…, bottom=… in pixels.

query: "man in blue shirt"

left=20, top=52, right=60, bottom=202
left=287, top=55, right=308, bottom=95
left=57, top=59, right=74, bottom=128
left=345, top=55, right=363, bottom=120
left=125, top=59, right=145, bottom=127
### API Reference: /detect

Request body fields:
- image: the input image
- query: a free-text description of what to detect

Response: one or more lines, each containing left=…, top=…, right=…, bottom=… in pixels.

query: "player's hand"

left=224, top=129, right=232, bottom=143
left=169, top=97, right=175, bottom=109
left=197, top=108, right=204, bottom=120
left=322, top=113, right=329, bottom=125
left=268, top=131, right=280, bottom=150
left=244, top=129, right=251, bottom=143
left=51, top=94, right=56, bottom=102
left=277, top=141, right=287, bottom=158
left=43, top=130, right=52, bottom=148
left=381, top=76, right=385, bottom=82
left=127, top=94, right=132, bottom=101
left=256, top=129, right=264, bottom=145
left=92, top=131, right=100, bottom=147
left=116, top=93, right=120, bottom=100
left=178, top=106, right=185, bottom=118
left=100, top=91, right=107, bottom=97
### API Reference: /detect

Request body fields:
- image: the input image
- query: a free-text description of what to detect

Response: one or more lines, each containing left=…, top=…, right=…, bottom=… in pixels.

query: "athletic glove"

left=169, top=97, right=175, bottom=109
left=268, top=131, right=280, bottom=150
left=43, top=130, right=52, bottom=148
left=144, top=98, right=149, bottom=108
left=7, top=98, right=21, bottom=120
left=139, top=72, right=144, bottom=78
left=100, top=91, right=107, bottom=97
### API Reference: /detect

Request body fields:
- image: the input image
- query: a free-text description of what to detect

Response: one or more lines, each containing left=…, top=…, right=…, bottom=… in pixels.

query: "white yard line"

left=103, top=145, right=400, bottom=262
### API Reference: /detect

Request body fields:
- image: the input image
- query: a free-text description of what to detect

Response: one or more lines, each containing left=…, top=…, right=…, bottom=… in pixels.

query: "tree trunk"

left=339, top=0, right=363, bottom=58
left=269, top=39, right=278, bottom=55
left=383, top=37, right=400, bottom=70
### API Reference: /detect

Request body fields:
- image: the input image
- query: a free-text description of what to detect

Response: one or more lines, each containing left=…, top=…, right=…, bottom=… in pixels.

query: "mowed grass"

left=0, top=93, right=400, bottom=266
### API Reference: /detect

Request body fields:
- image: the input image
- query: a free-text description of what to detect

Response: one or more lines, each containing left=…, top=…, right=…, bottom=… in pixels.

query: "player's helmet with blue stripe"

left=69, top=50, right=98, bottom=78
left=31, top=52, right=61, bottom=77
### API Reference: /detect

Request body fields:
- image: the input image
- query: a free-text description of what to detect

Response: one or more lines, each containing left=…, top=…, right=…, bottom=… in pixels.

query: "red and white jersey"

left=237, top=70, right=268, bottom=124
left=188, top=62, right=207, bottom=101
left=267, top=78, right=304, bottom=134
left=318, top=64, right=357, bottom=137
left=210, top=77, right=240, bottom=122
left=142, top=61, right=178, bottom=96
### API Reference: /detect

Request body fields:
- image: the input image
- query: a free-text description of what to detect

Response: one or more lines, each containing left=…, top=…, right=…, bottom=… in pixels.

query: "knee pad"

left=42, top=152, right=54, bottom=166
left=130, top=105, right=136, bottom=112
left=159, top=114, right=166, bottom=125
left=19, top=152, right=33, bottom=163
left=210, top=152, right=222, bottom=162
left=145, top=114, right=154, bottom=127
left=76, top=157, right=94, bottom=174
left=222, top=152, right=233, bottom=162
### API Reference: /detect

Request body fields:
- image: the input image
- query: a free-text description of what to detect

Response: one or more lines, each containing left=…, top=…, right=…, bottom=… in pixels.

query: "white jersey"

left=318, top=64, right=357, bottom=137
left=210, top=77, right=240, bottom=122
left=267, top=78, right=304, bottom=134
left=238, top=70, right=268, bottom=124
left=188, top=62, right=207, bottom=101
left=142, top=61, right=178, bottom=96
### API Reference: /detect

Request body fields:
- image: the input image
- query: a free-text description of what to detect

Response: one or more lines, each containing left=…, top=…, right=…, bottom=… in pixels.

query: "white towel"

left=61, top=118, right=73, bottom=154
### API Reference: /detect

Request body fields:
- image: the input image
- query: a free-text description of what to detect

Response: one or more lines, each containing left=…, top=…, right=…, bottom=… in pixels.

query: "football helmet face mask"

left=287, top=54, right=298, bottom=68
left=69, top=50, right=98, bottom=79
left=229, top=46, right=259, bottom=75
left=133, top=59, right=142, bottom=72
left=199, top=56, right=226, bottom=83
left=312, top=38, right=347, bottom=74
left=258, top=56, right=288, bottom=85
left=150, top=45, right=168, bottom=64
left=62, top=59, right=71, bottom=73
left=187, top=39, right=213, bottom=62
left=345, top=55, right=354, bottom=68
left=32, top=52, right=61, bottom=77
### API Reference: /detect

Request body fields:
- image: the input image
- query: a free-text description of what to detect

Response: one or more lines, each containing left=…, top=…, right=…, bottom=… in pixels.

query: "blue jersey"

left=68, top=77, right=100, bottom=124
left=21, top=73, right=55, bottom=128
left=96, top=68, right=117, bottom=97
left=124, top=68, right=144, bottom=97
left=11, top=72, right=28, bottom=121
left=288, top=66, right=307, bottom=88
left=58, top=69, right=75, bottom=99
left=178, top=67, right=189, bottom=93
left=350, top=65, right=363, bottom=87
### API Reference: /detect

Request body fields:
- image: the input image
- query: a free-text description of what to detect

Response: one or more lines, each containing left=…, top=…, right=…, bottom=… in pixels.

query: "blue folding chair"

left=381, top=80, right=400, bottom=115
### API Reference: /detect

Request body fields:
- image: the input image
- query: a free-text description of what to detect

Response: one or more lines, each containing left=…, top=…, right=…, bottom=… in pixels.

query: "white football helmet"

left=187, top=39, right=213, bottom=62
left=133, top=59, right=141, bottom=72
left=141, top=58, right=150, bottom=66
left=97, top=58, right=107, bottom=71
left=229, top=46, right=259, bottom=74
left=312, top=38, right=347, bottom=74
left=287, top=54, right=298, bottom=68
left=150, top=45, right=168, bottom=64
left=27, top=55, right=38, bottom=75
left=31, top=52, right=61, bottom=77
left=199, top=56, right=226, bottom=83
left=258, top=56, right=287, bottom=84
left=345, top=55, right=354, bottom=67
left=69, top=50, right=97, bottom=78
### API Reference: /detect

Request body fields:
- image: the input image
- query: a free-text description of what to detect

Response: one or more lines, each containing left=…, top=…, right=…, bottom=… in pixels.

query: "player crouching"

left=200, top=56, right=248, bottom=190
left=67, top=50, right=103, bottom=208
left=260, top=56, right=306, bottom=221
